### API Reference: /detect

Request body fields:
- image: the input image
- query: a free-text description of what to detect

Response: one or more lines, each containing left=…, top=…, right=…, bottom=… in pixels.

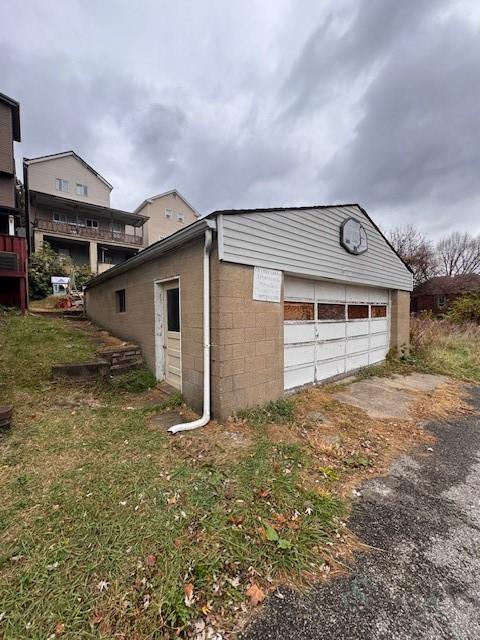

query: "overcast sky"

left=2, top=0, right=479, bottom=237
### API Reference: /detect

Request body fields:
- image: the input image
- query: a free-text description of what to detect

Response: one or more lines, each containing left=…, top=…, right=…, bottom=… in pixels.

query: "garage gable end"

left=217, top=205, right=413, bottom=291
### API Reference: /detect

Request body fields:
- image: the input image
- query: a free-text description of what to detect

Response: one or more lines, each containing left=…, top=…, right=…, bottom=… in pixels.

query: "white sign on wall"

left=253, top=267, right=282, bottom=303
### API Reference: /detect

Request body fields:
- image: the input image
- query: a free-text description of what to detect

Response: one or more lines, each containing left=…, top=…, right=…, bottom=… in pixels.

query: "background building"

left=0, top=92, right=27, bottom=312
left=24, top=151, right=148, bottom=275
left=412, top=274, right=480, bottom=315
left=134, top=189, right=200, bottom=247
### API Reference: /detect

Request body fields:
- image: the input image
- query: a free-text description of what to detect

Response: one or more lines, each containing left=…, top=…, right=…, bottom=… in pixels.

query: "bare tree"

left=387, top=224, right=438, bottom=285
left=436, top=231, right=480, bottom=276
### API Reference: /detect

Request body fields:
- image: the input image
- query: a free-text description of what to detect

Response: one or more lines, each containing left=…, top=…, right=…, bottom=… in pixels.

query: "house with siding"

left=134, top=189, right=200, bottom=246
left=84, top=204, right=413, bottom=424
left=23, top=151, right=148, bottom=274
left=0, top=92, right=27, bottom=312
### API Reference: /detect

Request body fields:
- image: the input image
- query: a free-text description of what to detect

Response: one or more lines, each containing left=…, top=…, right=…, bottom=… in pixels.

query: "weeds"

left=236, top=398, right=296, bottom=428
left=110, top=367, right=158, bottom=393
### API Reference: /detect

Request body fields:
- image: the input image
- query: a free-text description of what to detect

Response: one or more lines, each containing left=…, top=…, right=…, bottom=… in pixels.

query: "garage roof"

left=85, top=204, right=412, bottom=290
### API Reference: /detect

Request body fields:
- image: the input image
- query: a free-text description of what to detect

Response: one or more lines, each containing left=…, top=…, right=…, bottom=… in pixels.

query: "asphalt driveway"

left=241, top=386, right=480, bottom=640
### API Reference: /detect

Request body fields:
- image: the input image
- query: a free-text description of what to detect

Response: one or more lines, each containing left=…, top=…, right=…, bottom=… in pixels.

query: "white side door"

left=154, top=279, right=182, bottom=390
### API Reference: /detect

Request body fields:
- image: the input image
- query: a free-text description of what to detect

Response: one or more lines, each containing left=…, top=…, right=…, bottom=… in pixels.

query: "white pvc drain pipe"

left=168, top=228, right=212, bottom=434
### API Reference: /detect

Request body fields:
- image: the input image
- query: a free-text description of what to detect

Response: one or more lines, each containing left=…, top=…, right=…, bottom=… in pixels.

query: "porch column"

left=89, top=241, right=98, bottom=274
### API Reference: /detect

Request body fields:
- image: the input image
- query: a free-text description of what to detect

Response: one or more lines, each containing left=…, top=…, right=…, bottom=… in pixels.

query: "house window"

left=177, top=212, right=184, bottom=223
left=53, top=212, right=66, bottom=223
left=437, top=295, right=446, bottom=309
left=115, top=289, right=126, bottom=313
left=317, top=303, right=345, bottom=321
left=76, top=183, right=88, bottom=196
left=58, top=248, right=70, bottom=258
left=86, top=219, right=98, bottom=229
left=371, top=305, right=387, bottom=318
left=165, top=208, right=172, bottom=219
left=112, top=221, right=123, bottom=233
left=348, top=304, right=369, bottom=320
left=55, top=178, right=69, bottom=192
left=284, top=301, right=314, bottom=321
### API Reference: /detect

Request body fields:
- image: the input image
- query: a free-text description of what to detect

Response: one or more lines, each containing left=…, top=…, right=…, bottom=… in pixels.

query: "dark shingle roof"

left=413, top=274, right=480, bottom=296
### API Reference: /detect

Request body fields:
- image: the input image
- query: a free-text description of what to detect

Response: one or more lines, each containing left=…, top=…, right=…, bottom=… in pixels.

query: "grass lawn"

left=0, top=314, right=344, bottom=639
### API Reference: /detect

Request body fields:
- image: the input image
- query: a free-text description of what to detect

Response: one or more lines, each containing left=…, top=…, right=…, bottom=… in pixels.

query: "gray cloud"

left=1, top=0, right=479, bottom=235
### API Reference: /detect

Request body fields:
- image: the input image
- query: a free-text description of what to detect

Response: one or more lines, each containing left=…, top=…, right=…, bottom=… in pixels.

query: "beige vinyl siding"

left=0, top=175, right=15, bottom=207
left=27, top=155, right=111, bottom=206
left=0, top=102, right=14, bottom=175
left=141, top=193, right=198, bottom=246
left=219, top=206, right=413, bottom=291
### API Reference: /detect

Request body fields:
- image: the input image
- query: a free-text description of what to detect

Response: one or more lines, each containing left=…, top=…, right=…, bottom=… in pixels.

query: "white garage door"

left=284, top=277, right=390, bottom=390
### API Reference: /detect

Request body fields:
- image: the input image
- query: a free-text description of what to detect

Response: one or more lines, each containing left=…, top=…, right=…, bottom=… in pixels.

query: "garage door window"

left=284, top=301, right=314, bottom=321
left=371, top=305, right=387, bottom=318
left=317, top=303, right=345, bottom=321
left=348, top=304, right=369, bottom=320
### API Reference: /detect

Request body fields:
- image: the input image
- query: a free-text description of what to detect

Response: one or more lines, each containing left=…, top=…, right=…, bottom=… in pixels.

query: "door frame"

left=154, top=276, right=181, bottom=385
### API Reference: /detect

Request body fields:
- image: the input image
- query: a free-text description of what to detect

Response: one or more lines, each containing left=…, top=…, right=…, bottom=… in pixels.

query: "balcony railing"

left=35, top=218, right=143, bottom=246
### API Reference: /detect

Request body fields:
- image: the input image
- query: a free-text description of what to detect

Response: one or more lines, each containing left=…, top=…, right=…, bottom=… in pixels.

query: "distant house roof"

left=413, top=274, right=480, bottom=296
left=134, top=189, right=200, bottom=216
left=23, top=151, right=113, bottom=190
left=0, top=92, right=20, bottom=141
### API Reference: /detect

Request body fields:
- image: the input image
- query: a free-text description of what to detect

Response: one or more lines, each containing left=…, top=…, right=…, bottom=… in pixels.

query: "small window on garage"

left=167, top=287, right=181, bottom=332
left=371, top=305, right=387, bottom=318
left=115, top=289, right=126, bottom=313
left=317, top=303, right=345, bottom=321
left=284, top=301, right=314, bottom=321
left=348, top=304, right=369, bottom=320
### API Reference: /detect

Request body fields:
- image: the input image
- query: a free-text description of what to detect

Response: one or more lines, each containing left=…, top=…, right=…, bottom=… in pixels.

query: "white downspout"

left=168, top=228, right=213, bottom=434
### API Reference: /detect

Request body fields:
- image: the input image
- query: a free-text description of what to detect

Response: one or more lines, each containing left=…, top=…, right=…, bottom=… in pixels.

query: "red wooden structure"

left=0, top=234, right=28, bottom=313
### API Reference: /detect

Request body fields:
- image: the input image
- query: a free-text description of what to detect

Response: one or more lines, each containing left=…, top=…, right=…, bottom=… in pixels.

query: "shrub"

left=447, top=293, right=480, bottom=324
left=28, top=242, right=93, bottom=299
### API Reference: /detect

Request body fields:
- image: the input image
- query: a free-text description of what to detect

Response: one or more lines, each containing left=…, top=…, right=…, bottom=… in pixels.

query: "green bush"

left=28, top=242, right=93, bottom=299
left=447, top=293, right=480, bottom=324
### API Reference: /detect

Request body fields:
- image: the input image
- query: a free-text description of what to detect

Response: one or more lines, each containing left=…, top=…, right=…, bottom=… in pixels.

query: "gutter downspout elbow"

left=168, top=228, right=213, bottom=434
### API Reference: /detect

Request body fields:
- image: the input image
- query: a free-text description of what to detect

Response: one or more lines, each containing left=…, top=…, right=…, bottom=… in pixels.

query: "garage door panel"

left=346, top=352, right=369, bottom=370
left=369, top=348, right=387, bottom=364
left=316, top=358, right=346, bottom=381
left=284, top=277, right=315, bottom=300
left=371, top=319, right=388, bottom=333
left=284, top=364, right=315, bottom=390
left=314, top=281, right=346, bottom=302
left=346, top=321, right=369, bottom=337
left=316, top=340, right=345, bottom=361
left=370, top=332, right=388, bottom=349
left=284, top=344, right=315, bottom=368
left=346, top=285, right=371, bottom=302
left=346, top=336, right=369, bottom=354
left=369, top=289, right=389, bottom=303
left=284, top=323, right=315, bottom=345
left=316, top=322, right=346, bottom=340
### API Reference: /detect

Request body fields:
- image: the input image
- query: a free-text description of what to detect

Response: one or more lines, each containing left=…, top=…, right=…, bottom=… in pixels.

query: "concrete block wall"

left=390, top=290, right=411, bottom=355
left=210, top=249, right=284, bottom=419
left=85, top=239, right=204, bottom=411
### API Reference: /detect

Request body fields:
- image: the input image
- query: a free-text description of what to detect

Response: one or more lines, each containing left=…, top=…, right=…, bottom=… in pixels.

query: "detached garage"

left=84, top=204, right=412, bottom=427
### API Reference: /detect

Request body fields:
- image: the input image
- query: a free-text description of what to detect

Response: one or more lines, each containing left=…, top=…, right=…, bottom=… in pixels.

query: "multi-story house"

left=24, top=151, right=148, bottom=275
left=134, top=189, right=200, bottom=246
left=0, top=91, right=27, bottom=312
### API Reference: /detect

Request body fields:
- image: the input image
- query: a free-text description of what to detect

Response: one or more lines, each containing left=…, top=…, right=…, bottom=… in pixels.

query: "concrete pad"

left=381, top=373, right=450, bottom=393
left=334, top=379, right=415, bottom=420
